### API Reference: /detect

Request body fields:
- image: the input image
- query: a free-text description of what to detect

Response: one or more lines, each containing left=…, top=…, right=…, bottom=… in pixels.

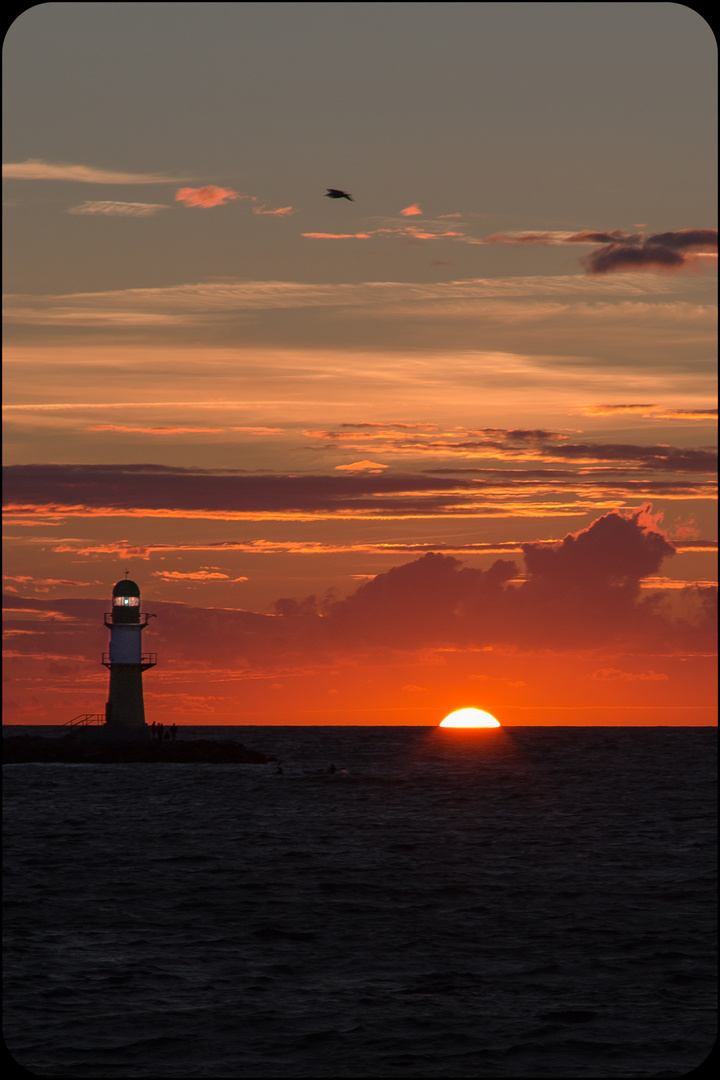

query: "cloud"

left=480, top=227, right=718, bottom=274
left=2, top=575, right=96, bottom=588
left=37, top=537, right=584, bottom=559
left=305, top=425, right=718, bottom=473
left=666, top=517, right=702, bottom=541
left=85, top=424, right=283, bottom=435
left=334, top=460, right=389, bottom=473
left=67, top=201, right=169, bottom=217
left=400, top=204, right=423, bottom=217
left=580, top=404, right=718, bottom=420
left=584, top=230, right=718, bottom=274
left=87, top=425, right=227, bottom=434
left=3, top=509, right=715, bottom=725
left=520, top=507, right=675, bottom=596
left=6, top=274, right=710, bottom=339
left=3, top=455, right=715, bottom=528
left=301, top=232, right=372, bottom=239
left=397, top=226, right=465, bottom=241
left=252, top=204, right=297, bottom=216
left=580, top=403, right=657, bottom=416
left=482, top=230, right=633, bottom=246
left=590, top=668, right=669, bottom=681
left=2, top=160, right=178, bottom=183
left=341, top=422, right=441, bottom=431
left=302, top=225, right=465, bottom=241
left=151, top=570, right=248, bottom=582
left=316, top=508, right=708, bottom=651
left=327, top=551, right=519, bottom=646
left=541, top=443, right=717, bottom=472
left=0, top=463, right=488, bottom=520
left=175, top=186, right=244, bottom=208
left=39, top=530, right=714, bottom=565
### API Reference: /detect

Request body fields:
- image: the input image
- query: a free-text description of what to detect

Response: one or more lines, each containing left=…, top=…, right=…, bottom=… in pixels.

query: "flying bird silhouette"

left=325, top=188, right=354, bottom=201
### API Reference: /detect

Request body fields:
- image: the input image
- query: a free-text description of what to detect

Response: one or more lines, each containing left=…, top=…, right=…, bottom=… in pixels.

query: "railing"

left=103, top=612, right=156, bottom=627
left=63, top=714, right=105, bottom=726
left=102, top=653, right=157, bottom=667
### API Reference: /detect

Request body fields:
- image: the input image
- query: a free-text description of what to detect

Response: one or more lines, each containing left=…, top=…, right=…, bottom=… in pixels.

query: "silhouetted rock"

left=2, top=734, right=273, bottom=765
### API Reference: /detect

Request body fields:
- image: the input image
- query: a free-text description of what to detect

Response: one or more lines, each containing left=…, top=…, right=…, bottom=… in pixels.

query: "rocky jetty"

left=2, top=734, right=273, bottom=765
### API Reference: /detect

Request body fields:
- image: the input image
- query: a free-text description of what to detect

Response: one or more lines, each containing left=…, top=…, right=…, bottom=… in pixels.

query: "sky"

left=3, top=2, right=717, bottom=725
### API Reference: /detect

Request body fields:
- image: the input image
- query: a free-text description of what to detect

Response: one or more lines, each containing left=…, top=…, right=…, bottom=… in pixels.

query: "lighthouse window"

left=113, top=596, right=140, bottom=606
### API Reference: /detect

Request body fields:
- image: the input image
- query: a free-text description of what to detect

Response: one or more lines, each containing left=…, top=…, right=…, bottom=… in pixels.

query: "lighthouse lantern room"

left=103, top=576, right=156, bottom=727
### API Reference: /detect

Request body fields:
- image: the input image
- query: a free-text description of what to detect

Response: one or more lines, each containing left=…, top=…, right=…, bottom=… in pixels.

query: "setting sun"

left=439, top=708, right=501, bottom=728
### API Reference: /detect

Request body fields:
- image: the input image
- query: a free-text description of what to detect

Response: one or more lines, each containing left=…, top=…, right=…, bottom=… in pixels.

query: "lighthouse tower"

left=102, top=576, right=156, bottom=728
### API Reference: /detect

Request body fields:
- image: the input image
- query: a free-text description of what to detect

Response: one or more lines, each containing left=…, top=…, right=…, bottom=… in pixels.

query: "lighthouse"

left=102, top=576, right=156, bottom=729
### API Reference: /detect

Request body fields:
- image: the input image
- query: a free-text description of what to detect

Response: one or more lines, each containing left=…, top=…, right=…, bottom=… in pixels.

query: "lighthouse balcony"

left=102, top=652, right=157, bottom=669
left=104, top=612, right=155, bottom=628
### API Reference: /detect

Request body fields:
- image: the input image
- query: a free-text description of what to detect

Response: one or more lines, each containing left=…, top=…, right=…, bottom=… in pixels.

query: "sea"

left=3, top=725, right=716, bottom=1078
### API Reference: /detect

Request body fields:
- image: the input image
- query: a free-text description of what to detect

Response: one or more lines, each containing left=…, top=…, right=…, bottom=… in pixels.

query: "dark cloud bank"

left=3, top=450, right=717, bottom=520
left=484, top=227, right=718, bottom=274
left=278, top=509, right=714, bottom=652
left=4, top=512, right=716, bottom=666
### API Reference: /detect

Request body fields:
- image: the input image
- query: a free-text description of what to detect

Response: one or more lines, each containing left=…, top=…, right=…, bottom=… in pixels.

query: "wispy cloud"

left=299, top=221, right=716, bottom=271
left=302, top=225, right=465, bottom=241
left=2, top=575, right=97, bottom=588
left=303, top=424, right=718, bottom=473
left=26, top=536, right=713, bottom=575
left=6, top=274, right=707, bottom=327
left=67, top=201, right=169, bottom=217
left=580, top=404, right=718, bottom=420
left=252, top=204, right=297, bottom=216
left=301, top=232, right=372, bottom=240
left=2, top=160, right=178, bottom=183
left=86, top=425, right=228, bottom=435
left=590, top=667, right=669, bottom=681
left=399, top=204, right=423, bottom=217
left=481, top=229, right=631, bottom=246
left=151, top=570, right=248, bottom=582
left=85, top=424, right=283, bottom=435
left=175, top=186, right=244, bottom=208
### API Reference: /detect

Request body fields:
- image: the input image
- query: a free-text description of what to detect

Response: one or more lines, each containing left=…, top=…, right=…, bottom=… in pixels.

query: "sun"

left=440, top=708, right=501, bottom=728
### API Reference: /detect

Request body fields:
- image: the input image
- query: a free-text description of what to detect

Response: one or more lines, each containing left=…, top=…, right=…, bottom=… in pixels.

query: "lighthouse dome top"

left=113, top=578, right=140, bottom=598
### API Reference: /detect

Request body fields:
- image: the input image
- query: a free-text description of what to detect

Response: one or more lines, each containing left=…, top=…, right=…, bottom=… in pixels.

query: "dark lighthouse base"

left=106, top=664, right=148, bottom=727
left=85, top=723, right=152, bottom=745
left=3, top=733, right=273, bottom=764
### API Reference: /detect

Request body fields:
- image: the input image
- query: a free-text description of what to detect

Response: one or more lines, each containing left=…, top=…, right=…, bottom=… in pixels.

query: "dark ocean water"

left=3, top=726, right=716, bottom=1078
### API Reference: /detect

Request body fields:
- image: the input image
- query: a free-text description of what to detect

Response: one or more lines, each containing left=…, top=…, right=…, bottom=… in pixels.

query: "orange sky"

left=3, top=4, right=716, bottom=724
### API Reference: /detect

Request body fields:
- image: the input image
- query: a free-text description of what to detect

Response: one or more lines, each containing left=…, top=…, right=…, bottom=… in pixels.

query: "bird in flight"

left=325, top=188, right=354, bottom=201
